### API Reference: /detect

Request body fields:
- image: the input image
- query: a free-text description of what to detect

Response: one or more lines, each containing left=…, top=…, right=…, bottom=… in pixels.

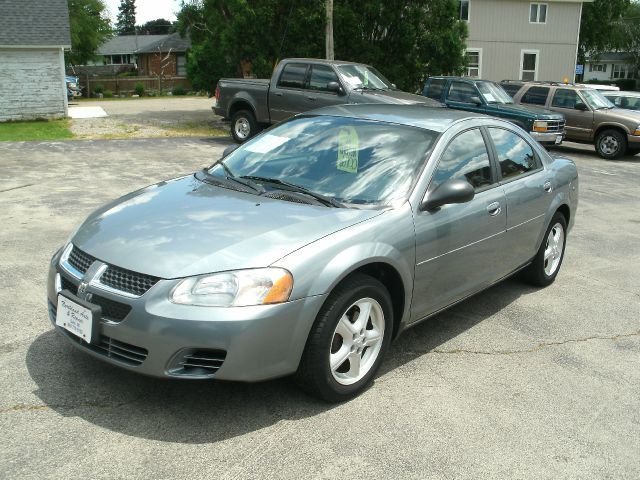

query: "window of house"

left=277, top=63, right=308, bottom=89
left=460, top=1, right=469, bottom=21
left=488, top=128, right=539, bottom=181
left=520, top=51, right=539, bottom=81
left=521, top=86, right=549, bottom=106
left=530, top=3, right=547, bottom=23
left=589, top=64, right=607, bottom=72
left=551, top=89, right=582, bottom=109
left=612, top=64, right=632, bottom=79
left=176, top=54, right=186, bottom=76
left=425, top=78, right=446, bottom=100
left=308, top=64, right=340, bottom=92
left=465, top=49, right=481, bottom=78
left=431, top=129, right=493, bottom=191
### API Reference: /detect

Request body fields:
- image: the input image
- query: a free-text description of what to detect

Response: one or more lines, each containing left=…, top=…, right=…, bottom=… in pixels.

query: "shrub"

left=103, top=90, right=113, bottom=98
left=134, top=82, right=145, bottom=96
left=172, top=85, right=186, bottom=96
left=93, top=83, right=104, bottom=94
left=613, top=79, right=637, bottom=91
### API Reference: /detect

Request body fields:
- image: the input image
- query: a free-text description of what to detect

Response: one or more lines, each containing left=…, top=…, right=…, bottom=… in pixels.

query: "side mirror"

left=421, top=178, right=475, bottom=211
left=327, top=81, right=345, bottom=95
left=391, top=83, right=397, bottom=89
left=222, top=144, right=239, bottom=157
left=470, top=96, right=482, bottom=105
left=574, top=101, right=588, bottom=111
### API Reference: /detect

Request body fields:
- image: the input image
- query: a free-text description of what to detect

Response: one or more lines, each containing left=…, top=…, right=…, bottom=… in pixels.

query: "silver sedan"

left=47, top=104, right=579, bottom=401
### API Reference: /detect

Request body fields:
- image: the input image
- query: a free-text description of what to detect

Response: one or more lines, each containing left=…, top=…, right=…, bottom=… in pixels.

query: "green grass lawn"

left=0, top=119, right=73, bottom=142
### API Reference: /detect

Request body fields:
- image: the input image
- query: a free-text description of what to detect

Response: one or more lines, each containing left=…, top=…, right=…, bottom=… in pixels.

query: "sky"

left=103, top=0, right=181, bottom=25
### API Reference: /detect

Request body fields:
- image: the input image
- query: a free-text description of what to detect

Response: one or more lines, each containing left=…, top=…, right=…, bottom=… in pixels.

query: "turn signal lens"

left=533, top=121, right=548, bottom=132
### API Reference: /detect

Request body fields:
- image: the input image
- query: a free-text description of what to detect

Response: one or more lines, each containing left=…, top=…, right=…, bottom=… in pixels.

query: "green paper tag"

left=337, top=127, right=359, bottom=173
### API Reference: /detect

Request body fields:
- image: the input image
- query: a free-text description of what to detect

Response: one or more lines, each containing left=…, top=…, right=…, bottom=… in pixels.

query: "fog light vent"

left=168, top=349, right=227, bottom=378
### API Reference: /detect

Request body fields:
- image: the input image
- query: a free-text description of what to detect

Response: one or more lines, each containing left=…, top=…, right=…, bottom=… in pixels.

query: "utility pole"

left=326, top=0, right=334, bottom=60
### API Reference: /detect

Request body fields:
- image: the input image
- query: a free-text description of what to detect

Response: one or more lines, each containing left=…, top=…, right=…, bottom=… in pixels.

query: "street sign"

left=575, top=64, right=584, bottom=75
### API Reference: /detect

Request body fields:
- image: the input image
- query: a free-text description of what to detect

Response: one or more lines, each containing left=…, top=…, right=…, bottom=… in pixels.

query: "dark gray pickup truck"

left=213, top=58, right=442, bottom=142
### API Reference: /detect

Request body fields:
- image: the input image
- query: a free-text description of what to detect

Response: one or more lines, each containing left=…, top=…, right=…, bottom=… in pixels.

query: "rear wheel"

left=295, top=274, right=392, bottom=402
left=522, top=212, right=567, bottom=287
left=595, top=129, right=627, bottom=159
left=230, top=109, right=258, bottom=143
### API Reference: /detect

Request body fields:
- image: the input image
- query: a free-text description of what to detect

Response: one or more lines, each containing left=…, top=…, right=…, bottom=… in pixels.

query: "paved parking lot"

left=0, top=137, right=638, bottom=479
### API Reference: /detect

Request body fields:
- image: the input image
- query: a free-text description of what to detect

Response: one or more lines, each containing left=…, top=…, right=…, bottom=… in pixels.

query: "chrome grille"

left=59, top=274, right=131, bottom=322
left=545, top=120, right=565, bottom=133
left=68, top=246, right=95, bottom=274
left=100, top=265, right=159, bottom=296
left=60, top=275, right=78, bottom=295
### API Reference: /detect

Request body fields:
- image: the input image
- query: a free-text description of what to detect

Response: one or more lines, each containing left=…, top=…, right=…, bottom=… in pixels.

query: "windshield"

left=582, top=89, right=615, bottom=110
left=209, top=116, right=437, bottom=206
left=477, top=82, right=514, bottom=104
left=336, top=65, right=394, bottom=90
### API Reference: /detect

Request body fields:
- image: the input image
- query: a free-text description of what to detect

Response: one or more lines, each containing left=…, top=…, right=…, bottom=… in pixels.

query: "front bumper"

left=530, top=130, right=564, bottom=145
left=46, top=252, right=326, bottom=382
left=628, top=134, right=640, bottom=146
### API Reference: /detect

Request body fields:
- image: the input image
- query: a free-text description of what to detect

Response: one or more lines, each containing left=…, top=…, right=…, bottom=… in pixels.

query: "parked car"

left=575, top=83, right=620, bottom=92
left=66, top=75, right=81, bottom=101
left=503, top=81, right=640, bottom=159
left=602, top=91, right=640, bottom=112
left=423, top=77, right=566, bottom=146
left=47, top=105, right=578, bottom=402
left=213, top=58, right=442, bottom=142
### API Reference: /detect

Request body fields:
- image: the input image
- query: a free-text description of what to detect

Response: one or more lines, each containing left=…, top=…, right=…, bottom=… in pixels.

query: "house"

left=87, top=33, right=190, bottom=76
left=0, top=0, right=71, bottom=122
left=584, top=52, right=638, bottom=84
left=460, top=0, right=593, bottom=82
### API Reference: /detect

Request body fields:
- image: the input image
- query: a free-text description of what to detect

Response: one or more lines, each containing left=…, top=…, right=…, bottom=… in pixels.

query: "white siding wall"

left=466, top=0, right=582, bottom=82
left=0, top=48, right=67, bottom=122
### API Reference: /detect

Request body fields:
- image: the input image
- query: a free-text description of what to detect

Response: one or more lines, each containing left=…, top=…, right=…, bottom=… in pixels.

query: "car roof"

left=283, top=58, right=371, bottom=67
left=305, top=104, right=487, bottom=133
left=429, top=76, right=493, bottom=82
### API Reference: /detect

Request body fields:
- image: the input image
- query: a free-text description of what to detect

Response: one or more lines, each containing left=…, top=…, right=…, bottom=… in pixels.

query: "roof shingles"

left=0, top=0, right=71, bottom=47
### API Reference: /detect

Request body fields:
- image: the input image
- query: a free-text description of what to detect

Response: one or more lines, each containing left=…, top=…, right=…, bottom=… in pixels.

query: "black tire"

left=628, top=148, right=640, bottom=157
left=230, top=109, right=258, bottom=143
left=522, top=212, right=567, bottom=287
left=294, top=274, right=393, bottom=402
left=595, top=129, right=627, bottom=160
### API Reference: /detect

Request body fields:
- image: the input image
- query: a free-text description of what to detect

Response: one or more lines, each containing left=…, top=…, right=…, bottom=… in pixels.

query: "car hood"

left=488, top=103, right=562, bottom=119
left=350, top=89, right=443, bottom=106
left=72, top=175, right=382, bottom=279
left=594, top=107, right=640, bottom=124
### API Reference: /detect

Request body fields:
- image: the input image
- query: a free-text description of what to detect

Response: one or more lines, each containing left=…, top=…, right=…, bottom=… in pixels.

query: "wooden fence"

left=80, top=76, right=192, bottom=96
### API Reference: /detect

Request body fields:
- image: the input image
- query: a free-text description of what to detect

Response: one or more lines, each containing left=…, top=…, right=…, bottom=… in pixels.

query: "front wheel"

left=522, top=213, right=567, bottom=287
left=596, top=129, right=627, bottom=160
left=230, top=109, right=259, bottom=143
left=295, top=274, right=393, bottom=402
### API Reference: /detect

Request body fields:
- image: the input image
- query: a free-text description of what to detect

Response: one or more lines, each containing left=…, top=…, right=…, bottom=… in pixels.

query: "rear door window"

left=521, top=86, right=550, bottom=106
left=277, top=63, right=308, bottom=89
left=488, top=128, right=540, bottom=181
left=447, top=81, right=478, bottom=103
left=425, top=79, right=446, bottom=100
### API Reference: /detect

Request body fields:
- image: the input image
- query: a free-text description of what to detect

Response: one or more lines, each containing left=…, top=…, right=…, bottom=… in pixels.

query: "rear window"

left=501, top=83, right=523, bottom=96
left=277, top=63, right=308, bottom=89
left=521, top=86, right=549, bottom=106
left=424, top=79, right=446, bottom=100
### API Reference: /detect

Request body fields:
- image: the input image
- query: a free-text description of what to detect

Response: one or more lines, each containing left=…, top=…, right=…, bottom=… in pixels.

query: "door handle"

left=274, top=92, right=283, bottom=97
left=306, top=96, right=316, bottom=101
left=486, top=202, right=501, bottom=216
left=543, top=180, right=553, bottom=193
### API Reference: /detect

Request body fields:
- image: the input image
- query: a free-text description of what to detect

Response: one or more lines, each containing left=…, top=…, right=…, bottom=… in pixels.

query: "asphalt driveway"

left=0, top=137, right=638, bottom=479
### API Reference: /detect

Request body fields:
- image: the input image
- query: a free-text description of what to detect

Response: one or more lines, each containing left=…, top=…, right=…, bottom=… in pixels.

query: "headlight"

left=533, top=120, right=548, bottom=132
left=171, top=268, right=293, bottom=307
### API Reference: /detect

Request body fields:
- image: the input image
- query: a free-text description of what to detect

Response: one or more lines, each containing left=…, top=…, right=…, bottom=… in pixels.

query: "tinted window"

left=447, top=81, right=478, bottom=103
left=216, top=117, right=437, bottom=206
left=277, top=63, right=307, bottom=89
left=521, top=86, right=549, bottom=105
left=431, top=129, right=493, bottom=191
left=502, top=83, right=523, bottom=96
left=488, top=128, right=539, bottom=181
left=308, top=64, right=340, bottom=92
left=551, top=89, right=581, bottom=109
left=425, top=79, right=446, bottom=100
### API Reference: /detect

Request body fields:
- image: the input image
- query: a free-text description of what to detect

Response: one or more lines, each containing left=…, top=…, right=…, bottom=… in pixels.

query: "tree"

left=66, top=0, right=112, bottom=65
left=138, top=18, right=176, bottom=35
left=616, top=2, right=640, bottom=76
left=177, top=0, right=467, bottom=92
left=578, top=0, right=630, bottom=64
left=116, top=0, right=136, bottom=35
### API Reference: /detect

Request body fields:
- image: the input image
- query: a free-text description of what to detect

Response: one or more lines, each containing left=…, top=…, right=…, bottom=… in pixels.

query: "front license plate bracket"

left=56, top=290, right=102, bottom=344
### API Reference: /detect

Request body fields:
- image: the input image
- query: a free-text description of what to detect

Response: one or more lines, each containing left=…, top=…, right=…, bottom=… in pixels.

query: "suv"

left=423, top=77, right=565, bottom=146
left=503, top=81, right=640, bottom=159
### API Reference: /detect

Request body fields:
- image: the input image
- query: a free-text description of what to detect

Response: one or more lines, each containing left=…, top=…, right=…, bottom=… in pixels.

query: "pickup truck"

left=213, top=58, right=442, bottom=142
left=423, top=76, right=566, bottom=146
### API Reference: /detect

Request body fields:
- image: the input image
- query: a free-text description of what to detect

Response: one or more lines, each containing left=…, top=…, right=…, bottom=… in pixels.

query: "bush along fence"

left=80, top=76, right=192, bottom=97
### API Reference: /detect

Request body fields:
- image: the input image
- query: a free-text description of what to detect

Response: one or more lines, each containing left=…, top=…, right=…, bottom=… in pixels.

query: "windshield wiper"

left=240, top=175, right=344, bottom=208
left=199, top=167, right=265, bottom=194
left=217, top=162, right=265, bottom=193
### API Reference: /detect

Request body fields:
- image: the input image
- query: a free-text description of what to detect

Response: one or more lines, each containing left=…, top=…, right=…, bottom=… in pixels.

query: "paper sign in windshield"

left=337, top=127, right=359, bottom=173
left=245, top=134, right=290, bottom=154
